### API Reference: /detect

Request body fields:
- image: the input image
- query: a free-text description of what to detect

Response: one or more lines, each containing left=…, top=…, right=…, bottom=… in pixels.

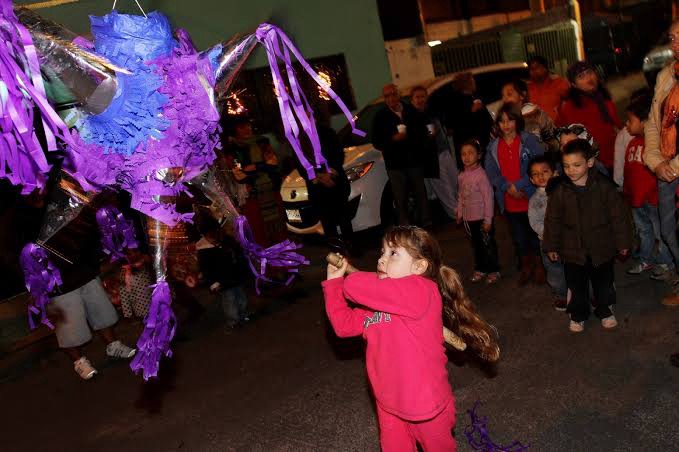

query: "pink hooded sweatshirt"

left=322, top=272, right=454, bottom=421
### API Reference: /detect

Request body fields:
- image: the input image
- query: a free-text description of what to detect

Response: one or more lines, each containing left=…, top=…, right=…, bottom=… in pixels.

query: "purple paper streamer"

left=0, top=0, right=72, bottom=193
left=234, top=215, right=309, bottom=294
left=130, top=280, right=176, bottom=380
left=95, top=205, right=139, bottom=261
left=19, top=243, right=62, bottom=330
left=464, top=401, right=529, bottom=452
left=255, top=23, right=365, bottom=181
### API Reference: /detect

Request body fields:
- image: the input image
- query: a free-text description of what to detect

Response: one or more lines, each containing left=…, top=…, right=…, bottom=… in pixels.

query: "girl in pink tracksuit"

left=457, top=139, right=500, bottom=284
left=322, top=226, right=499, bottom=451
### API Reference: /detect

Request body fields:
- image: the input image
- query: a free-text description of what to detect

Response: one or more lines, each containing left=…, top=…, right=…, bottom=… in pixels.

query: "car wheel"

left=379, top=182, right=395, bottom=227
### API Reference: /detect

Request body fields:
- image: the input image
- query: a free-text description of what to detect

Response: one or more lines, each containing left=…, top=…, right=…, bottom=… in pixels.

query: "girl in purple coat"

left=457, top=140, right=500, bottom=284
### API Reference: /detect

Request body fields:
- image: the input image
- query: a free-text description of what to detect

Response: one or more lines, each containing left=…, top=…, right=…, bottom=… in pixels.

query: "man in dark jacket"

left=372, top=83, right=431, bottom=226
left=543, top=139, right=633, bottom=333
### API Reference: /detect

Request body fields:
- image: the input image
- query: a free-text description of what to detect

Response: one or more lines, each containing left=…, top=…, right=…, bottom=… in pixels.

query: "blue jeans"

left=632, top=203, right=673, bottom=266
left=505, top=211, right=540, bottom=258
left=219, top=286, right=248, bottom=326
left=540, top=247, right=567, bottom=299
left=657, top=179, right=679, bottom=267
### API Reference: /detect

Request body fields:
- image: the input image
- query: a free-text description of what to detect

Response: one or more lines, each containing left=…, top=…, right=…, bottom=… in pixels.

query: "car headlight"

left=345, top=161, right=374, bottom=182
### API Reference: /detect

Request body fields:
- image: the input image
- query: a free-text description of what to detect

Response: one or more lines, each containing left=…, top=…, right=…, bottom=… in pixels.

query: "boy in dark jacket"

left=196, top=216, right=249, bottom=329
left=543, top=139, right=633, bottom=333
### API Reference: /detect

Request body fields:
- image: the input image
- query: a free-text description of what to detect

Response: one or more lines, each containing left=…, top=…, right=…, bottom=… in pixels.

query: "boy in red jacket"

left=623, top=95, right=674, bottom=275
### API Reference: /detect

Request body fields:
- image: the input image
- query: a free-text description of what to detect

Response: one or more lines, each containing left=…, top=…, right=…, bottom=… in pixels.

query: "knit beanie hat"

left=566, top=61, right=595, bottom=83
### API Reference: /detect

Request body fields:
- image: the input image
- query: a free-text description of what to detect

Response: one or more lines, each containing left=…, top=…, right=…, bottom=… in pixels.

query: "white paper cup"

left=397, top=124, right=406, bottom=133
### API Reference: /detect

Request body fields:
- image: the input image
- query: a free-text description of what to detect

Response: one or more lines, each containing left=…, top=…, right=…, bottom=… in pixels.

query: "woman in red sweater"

left=558, top=61, right=621, bottom=174
left=322, top=226, right=499, bottom=451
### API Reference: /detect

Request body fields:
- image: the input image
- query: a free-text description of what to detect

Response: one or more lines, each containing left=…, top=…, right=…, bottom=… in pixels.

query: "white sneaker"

left=74, top=357, right=98, bottom=380
left=626, top=262, right=653, bottom=275
left=569, top=320, right=584, bottom=333
left=601, top=315, right=618, bottom=329
left=106, top=340, right=136, bottom=359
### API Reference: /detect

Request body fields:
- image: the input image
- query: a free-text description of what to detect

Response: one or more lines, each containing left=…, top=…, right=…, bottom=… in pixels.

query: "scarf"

left=660, top=62, right=679, bottom=160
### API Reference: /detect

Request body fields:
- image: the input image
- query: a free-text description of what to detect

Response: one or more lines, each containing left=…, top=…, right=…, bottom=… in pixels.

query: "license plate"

left=286, top=209, right=302, bottom=223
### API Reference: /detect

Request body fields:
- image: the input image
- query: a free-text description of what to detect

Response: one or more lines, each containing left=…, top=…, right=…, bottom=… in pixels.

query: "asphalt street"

left=1, top=215, right=678, bottom=451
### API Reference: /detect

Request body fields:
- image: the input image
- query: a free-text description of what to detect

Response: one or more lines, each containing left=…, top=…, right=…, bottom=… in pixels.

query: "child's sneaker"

left=485, top=272, right=501, bottom=284
left=471, top=271, right=486, bottom=283
left=74, top=357, right=97, bottom=380
left=106, top=340, right=136, bottom=359
left=601, top=315, right=618, bottom=329
left=650, top=264, right=673, bottom=281
left=569, top=320, right=584, bottom=333
left=553, top=298, right=568, bottom=311
left=627, top=262, right=653, bottom=275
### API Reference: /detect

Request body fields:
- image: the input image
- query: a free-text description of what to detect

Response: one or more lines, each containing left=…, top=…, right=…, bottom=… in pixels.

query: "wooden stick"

left=324, top=253, right=467, bottom=352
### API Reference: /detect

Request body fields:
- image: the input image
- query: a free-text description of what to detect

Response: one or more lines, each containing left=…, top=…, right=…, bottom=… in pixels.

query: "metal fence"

left=432, top=38, right=503, bottom=76
left=524, top=22, right=580, bottom=76
left=431, top=5, right=579, bottom=77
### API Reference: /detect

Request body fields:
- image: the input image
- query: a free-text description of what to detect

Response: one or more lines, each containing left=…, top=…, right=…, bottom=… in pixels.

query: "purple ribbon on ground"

left=255, top=23, right=365, bottom=181
left=464, top=401, right=529, bottom=451
left=130, top=280, right=176, bottom=380
left=234, top=215, right=309, bottom=294
left=96, top=205, right=139, bottom=261
left=19, top=243, right=62, bottom=330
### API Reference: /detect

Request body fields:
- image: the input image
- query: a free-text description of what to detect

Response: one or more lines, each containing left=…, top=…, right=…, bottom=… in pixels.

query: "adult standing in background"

left=643, top=20, right=679, bottom=307
left=372, top=84, right=431, bottom=226
left=410, top=86, right=458, bottom=220
left=527, top=55, right=570, bottom=123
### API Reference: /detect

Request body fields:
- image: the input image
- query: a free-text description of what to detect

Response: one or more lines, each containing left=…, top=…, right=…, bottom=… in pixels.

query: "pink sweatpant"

left=376, top=400, right=456, bottom=452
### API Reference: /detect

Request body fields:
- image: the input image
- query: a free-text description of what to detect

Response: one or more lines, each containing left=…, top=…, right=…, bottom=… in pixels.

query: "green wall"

left=17, top=0, right=391, bottom=124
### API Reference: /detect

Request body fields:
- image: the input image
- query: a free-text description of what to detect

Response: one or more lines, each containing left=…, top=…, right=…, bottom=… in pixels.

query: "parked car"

left=280, top=62, right=529, bottom=235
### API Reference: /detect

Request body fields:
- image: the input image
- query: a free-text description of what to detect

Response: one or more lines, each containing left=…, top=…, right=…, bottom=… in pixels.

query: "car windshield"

left=338, top=67, right=528, bottom=148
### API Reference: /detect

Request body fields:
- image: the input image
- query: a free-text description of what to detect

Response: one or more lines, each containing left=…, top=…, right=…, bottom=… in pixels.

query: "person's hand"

left=507, top=184, right=525, bottom=199
left=316, top=173, right=336, bottom=188
left=242, top=164, right=257, bottom=172
left=655, top=161, right=678, bottom=182
left=456, top=217, right=462, bottom=226
left=471, top=99, right=483, bottom=113
left=392, top=131, right=407, bottom=142
left=482, top=223, right=491, bottom=233
left=547, top=252, right=560, bottom=262
left=327, top=254, right=349, bottom=280
left=209, top=282, right=222, bottom=293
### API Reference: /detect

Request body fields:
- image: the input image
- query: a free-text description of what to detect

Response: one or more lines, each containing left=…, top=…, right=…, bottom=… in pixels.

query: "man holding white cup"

left=372, top=84, right=431, bottom=226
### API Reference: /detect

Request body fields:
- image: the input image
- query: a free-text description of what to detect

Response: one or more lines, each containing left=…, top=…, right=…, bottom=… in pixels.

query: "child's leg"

left=541, top=246, right=567, bottom=299
left=467, top=220, right=486, bottom=273
left=411, top=400, right=456, bottom=452
left=376, top=404, right=416, bottom=452
left=632, top=205, right=655, bottom=264
left=483, top=225, right=500, bottom=273
left=234, top=286, right=249, bottom=321
left=564, top=262, right=591, bottom=322
left=219, top=288, right=239, bottom=327
left=648, top=204, right=674, bottom=267
left=590, top=258, right=616, bottom=319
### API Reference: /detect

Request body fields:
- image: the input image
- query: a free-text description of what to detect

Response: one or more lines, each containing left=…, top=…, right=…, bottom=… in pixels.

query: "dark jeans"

left=657, top=179, right=679, bottom=267
left=387, top=167, right=431, bottom=226
left=505, top=211, right=540, bottom=258
left=564, top=258, right=615, bottom=322
left=467, top=220, right=499, bottom=273
left=310, top=181, right=354, bottom=241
